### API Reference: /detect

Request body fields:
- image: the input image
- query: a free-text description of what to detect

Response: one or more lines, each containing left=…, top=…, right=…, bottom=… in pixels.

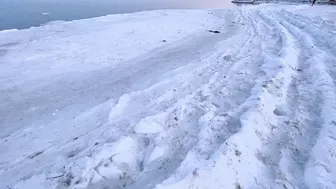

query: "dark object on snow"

left=46, top=174, right=65, bottom=180
left=162, top=40, right=167, bottom=42
left=231, top=0, right=257, bottom=4
left=28, top=150, right=44, bottom=159
left=312, top=0, right=336, bottom=5
left=208, top=30, right=220, bottom=34
left=231, top=0, right=255, bottom=4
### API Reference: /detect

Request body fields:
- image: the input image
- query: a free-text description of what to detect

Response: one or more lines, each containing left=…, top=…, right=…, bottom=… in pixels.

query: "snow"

left=1, top=4, right=336, bottom=189
left=134, top=117, right=164, bottom=134
left=147, top=146, right=165, bottom=164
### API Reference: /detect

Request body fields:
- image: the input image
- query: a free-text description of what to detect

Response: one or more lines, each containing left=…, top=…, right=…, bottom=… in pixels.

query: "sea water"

left=0, top=0, right=230, bottom=31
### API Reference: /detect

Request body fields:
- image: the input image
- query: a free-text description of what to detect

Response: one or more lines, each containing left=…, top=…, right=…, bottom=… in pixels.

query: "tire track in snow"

left=151, top=9, right=267, bottom=187
left=209, top=9, right=301, bottom=188
left=153, top=8, right=303, bottom=189
left=248, top=8, right=336, bottom=189
left=279, top=10, right=336, bottom=87
left=280, top=10, right=336, bottom=55
left=256, top=10, right=316, bottom=189
left=282, top=10, right=336, bottom=36
left=275, top=10, right=336, bottom=189
left=155, top=6, right=334, bottom=189
left=250, top=10, right=301, bottom=189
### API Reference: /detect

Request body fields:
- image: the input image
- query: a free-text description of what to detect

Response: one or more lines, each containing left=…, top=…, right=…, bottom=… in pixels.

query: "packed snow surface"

left=1, top=4, right=336, bottom=189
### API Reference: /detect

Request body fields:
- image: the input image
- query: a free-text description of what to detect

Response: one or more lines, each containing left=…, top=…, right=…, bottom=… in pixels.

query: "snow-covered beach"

left=1, top=4, right=336, bottom=189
